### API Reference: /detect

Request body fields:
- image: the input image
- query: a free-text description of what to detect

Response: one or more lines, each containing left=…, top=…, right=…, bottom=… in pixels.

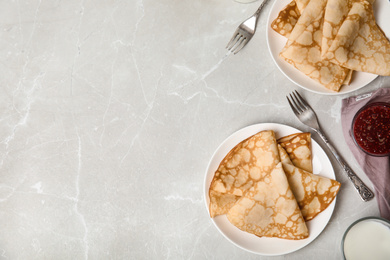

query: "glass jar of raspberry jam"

left=351, top=102, right=390, bottom=157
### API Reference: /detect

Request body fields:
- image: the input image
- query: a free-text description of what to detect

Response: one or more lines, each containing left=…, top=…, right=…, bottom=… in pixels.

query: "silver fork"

left=226, top=0, right=270, bottom=54
left=287, top=90, right=375, bottom=202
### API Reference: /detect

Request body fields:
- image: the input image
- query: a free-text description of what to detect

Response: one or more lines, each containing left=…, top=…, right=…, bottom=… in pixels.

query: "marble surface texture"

left=0, top=0, right=388, bottom=259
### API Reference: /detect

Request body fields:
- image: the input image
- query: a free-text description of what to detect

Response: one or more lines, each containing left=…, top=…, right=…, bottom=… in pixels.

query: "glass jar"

left=351, top=102, right=390, bottom=157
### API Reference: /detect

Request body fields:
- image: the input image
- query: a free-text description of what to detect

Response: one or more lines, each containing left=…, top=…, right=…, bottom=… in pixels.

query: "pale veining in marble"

left=0, top=0, right=388, bottom=259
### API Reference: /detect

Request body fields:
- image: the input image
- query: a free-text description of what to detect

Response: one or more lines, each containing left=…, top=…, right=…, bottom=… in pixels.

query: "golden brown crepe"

left=321, top=0, right=390, bottom=75
left=282, top=163, right=341, bottom=221
left=271, top=0, right=311, bottom=38
left=271, top=1, right=300, bottom=38
left=294, top=0, right=311, bottom=13
left=279, top=0, right=352, bottom=91
left=278, top=132, right=313, bottom=173
left=321, top=0, right=357, bottom=59
left=226, top=163, right=309, bottom=240
left=278, top=146, right=341, bottom=221
left=272, top=0, right=390, bottom=90
left=209, top=130, right=280, bottom=218
left=278, top=144, right=293, bottom=164
left=209, top=191, right=241, bottom=218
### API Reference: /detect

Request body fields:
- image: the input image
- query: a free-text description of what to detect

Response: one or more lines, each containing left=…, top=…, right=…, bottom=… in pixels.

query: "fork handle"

left=255, top=0, right=270, bottom=17
left=315, top=129, right=375, bottom=202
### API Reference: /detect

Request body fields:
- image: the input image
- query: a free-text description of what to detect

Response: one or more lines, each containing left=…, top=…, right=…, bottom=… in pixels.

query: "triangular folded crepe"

left=278, top=0, right=352, bottom=91
left=271, top=1, right=300, bottom=38
left=278, top=146, right=341, bottom=221
left=282, top=163, right=341, bottom=221
left=278, top=132, right=313, bottom=173
left=278, top=144, right=293, bottom=164
left=271, top=0, right=311, bottom=38
left=226, top=163, right=309, bottom=240
left=209, top=130, right=280, bottom=217
left=209, top=191, right=241, bottom=218
left=294, top=0, right=310, bottom=13
left=321, top=0, right=357, bottom=59
left=321, top=0, right=390, bottom=75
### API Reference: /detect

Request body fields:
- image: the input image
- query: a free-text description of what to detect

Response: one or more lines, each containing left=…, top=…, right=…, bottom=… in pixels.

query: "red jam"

left=352, top=102, right=390, bottom=156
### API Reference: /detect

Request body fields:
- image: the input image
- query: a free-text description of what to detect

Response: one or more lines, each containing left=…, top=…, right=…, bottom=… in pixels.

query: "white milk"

left=343, top=220, right=390, bottom=260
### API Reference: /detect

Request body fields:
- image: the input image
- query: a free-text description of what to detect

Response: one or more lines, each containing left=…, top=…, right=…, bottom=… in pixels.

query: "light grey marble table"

left=0, top=1, right=388, bottom=259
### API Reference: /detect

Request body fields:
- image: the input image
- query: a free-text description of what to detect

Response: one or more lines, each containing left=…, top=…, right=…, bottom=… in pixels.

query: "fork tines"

left=226, top=32, right=248, bottom=54
left=287, top=90, right=311, bottom=114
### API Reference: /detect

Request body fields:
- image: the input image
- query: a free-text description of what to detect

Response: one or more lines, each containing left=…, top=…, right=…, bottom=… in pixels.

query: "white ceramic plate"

left=266, top=0, right=390, bottom=95
left=204, top=123, right=336, bottom=256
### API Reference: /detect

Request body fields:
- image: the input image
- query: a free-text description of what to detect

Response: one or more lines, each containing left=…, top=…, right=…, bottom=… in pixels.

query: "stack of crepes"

left=208, top=130, right=341, bottom=240
left=271, top=0, right=390, bottom=92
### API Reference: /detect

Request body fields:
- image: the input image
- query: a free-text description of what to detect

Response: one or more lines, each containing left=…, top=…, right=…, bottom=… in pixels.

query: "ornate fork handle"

left=254, top=0, right=270, bottom=17
left=315, top=129, right=375, bottom=202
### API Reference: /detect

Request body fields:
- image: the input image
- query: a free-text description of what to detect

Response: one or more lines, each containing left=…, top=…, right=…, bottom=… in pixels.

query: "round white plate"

left=266, top=0, right=390, bottom=95
left=204, top=123, right=336, bottom=256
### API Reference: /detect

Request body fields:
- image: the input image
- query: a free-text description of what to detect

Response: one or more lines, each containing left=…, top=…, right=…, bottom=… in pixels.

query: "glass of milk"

left=342, top=217, right=390, bottom=260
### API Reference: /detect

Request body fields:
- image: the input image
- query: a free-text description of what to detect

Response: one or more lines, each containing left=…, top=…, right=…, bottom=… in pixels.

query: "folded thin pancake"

left=271, top=1, right=300, bottom=37
left=278, top=132, right=313, bottom=173
left=278, top=144, right=293, bottom=164
left=209, top=191, right=241, bottom=217
left=321, top=0, right=390, bottom=75
left=209, top=130, right=280, bottom=217
left=226, top=163, right=309, bottom=240
left=271, top=0, right=353, bottom=86
left=321, top=0, right=357, bottom=59
left=271, top=0, right=311, bottom=38
left=278, top=146, right=341, bottom=221
left=279, top=0, right=352, bottom=91
left=294, top=0, right=310, bottom=13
